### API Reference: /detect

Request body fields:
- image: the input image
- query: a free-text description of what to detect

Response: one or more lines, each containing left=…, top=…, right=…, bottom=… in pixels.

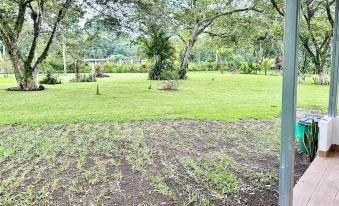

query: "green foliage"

left=0, top=72, right=329, bottom=125
left=71, top=74, right=97, bottom=82
left=312, top=74, right=330, bottom=85
left=141, top=26, right=176, bottom=80
left=41, top=60, right=75, bottom=74
left=160, top=70, right=179, bottom=80
left=250, top=63, right=260, bottom=74
left=189, top=59, right=242, bottom=73
left=39, top=70, right=62, bottom=85
left=102, top=63, right=148, bottom=73
left=240, top=62, right=252, bottom=74
left=261, top=58, right=274, bottom=75
left=184, top=157, right=238, bottom=197
left=159, top=80, right=179, bottom=91
left=302, top=120, right=319, bottom=162
left=0, top=146, right=15, bottom=161
left=188, top=62, right=215, bottom=72
left=150, top=175, right=177, bottom=200
left=0, top=58, right=13, bottom=77
left=226, top=57, right=242, bottom=72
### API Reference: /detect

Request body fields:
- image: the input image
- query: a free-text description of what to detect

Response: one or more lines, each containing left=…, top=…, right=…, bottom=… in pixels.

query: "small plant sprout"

left=148, top=84, right=152, bottom=89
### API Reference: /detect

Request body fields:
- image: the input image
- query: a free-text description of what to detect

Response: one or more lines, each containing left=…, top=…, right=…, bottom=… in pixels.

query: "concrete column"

left=328, top=0, right=339, bottom=117
left=279, top=0, right=301, bottom=205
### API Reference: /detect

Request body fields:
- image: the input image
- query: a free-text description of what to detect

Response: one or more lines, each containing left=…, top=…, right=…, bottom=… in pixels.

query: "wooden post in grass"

left=96, top=84, right=100, bottom=95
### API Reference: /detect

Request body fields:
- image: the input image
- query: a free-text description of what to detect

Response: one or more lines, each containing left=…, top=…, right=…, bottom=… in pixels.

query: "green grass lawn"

left=0, top=72, right=315, bottom=205
left=0, top=72, right=329, bottom=125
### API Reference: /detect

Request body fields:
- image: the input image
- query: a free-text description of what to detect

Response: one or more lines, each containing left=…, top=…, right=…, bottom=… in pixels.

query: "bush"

left=40, top=70, right=61, bottom=85
left=160, top=70, right=179, bottom=80
left=188, top=62, right=215, bottom=71
left=41, top=60, right=75, bottom=73
left=250, top=63, right=260, bottom=74
left=71, top=74, right=97, bottom=82
left=159, top=80, right=179, bottom=91
left=312, top=74, right=330, bottom=85
left=0, top=58, right=13, bottom=77
left=261, top=58, right=274, bottom=75
left=240, top=62, right=252, bottom=74
left=102, top=63, right=148, bottom=73
left=226, top=58, right=242, bottom=72
left=95, top=65, right=110, bottom=78
left=141, top=25, right=176, bottom=80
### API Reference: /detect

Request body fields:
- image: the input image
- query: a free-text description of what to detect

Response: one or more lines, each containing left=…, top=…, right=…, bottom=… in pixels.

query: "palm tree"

left=262, top=58, right=274, bottom=75
left=141, top=26, right=176, bottom=80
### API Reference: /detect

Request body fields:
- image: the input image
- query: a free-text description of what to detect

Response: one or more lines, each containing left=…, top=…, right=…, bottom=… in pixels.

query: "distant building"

left=83, top=59, right=109, bottom=66
left=83, top=58, right=146, bottom=66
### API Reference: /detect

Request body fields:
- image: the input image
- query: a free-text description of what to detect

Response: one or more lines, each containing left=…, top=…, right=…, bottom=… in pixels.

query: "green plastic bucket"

left=295, top=116, right=321, bottom=154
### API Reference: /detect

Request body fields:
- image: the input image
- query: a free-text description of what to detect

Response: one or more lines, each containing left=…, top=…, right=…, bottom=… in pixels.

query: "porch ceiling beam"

left=328, top=0, right=339, bottom=117
left=279, top=0, right=301, bottom=205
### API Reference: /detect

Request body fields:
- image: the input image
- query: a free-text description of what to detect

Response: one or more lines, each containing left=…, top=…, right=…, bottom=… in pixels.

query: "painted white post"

left=279, top=0, right=301, bottom=205
left=91, top=62, right=95, bottom=78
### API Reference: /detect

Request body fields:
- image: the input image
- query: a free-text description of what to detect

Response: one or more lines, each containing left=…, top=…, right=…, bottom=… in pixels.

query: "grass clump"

left=150, top=175, right=177, bottom=200
left=39, top=70, right=61, bottom=85
left=184, top=157, right=238, bottom=198
left=159, top=80, right=179, bottom=91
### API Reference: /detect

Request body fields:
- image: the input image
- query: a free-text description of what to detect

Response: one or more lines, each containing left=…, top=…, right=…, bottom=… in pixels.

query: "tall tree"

left=166, top=0, right=261, bottom=78
left=98, top=0, right=261, bottom=79
left=270, top=0, right=334, bottom=81
left=0, top=0, right=74, bottom=90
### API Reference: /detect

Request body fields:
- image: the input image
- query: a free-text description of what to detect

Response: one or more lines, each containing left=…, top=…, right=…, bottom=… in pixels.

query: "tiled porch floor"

left=293, top=152, right=339, bottom=206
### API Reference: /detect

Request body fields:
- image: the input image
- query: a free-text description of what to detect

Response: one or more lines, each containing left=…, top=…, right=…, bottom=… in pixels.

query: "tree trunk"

left=315, top=61, right=323, bottom=76
left=2, top=44, right=5, bottom=59
left=319, top=67, right=328, bottom=85
left=215, top=51, right=222, bottom=73
left=75, top=60, right=81, bottom=80
left=62, top=34, right=67, bottom=75
left=179, top=41, right=195, bottom=79
left=179, top=29, right=198, bottom=79
left=21, top=67, right=39, bottom=90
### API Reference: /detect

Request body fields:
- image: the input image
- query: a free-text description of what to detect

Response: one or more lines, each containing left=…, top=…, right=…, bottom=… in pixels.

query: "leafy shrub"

left=159, top=80, right=179, bottom=91
left=0, top=58, right=13, bottom=77
left=40, top=70, right=61, bottom=85
left=102, top=63, right=148, bottom=73
left=250, top=63, right=260, bottom=74
left=226, top=58, right=242, bottom=72
left=240, top=62, right=252, bottom=74
left=188, top=62, right=215, bottom=72
left=141, top=25, right=176, bottom=80
left=303, top=120, right=319, bottom=162
left=95, top=65, right=110, bottom=78
left=312, top=74, right=330, bottom=85
left=261, top=58, right=274, bottom=75
left=161, top=70, right=179, bottom=80
left=71, top=74, right=96, bottom=82
left=41, top=59, right=75, bottom=73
